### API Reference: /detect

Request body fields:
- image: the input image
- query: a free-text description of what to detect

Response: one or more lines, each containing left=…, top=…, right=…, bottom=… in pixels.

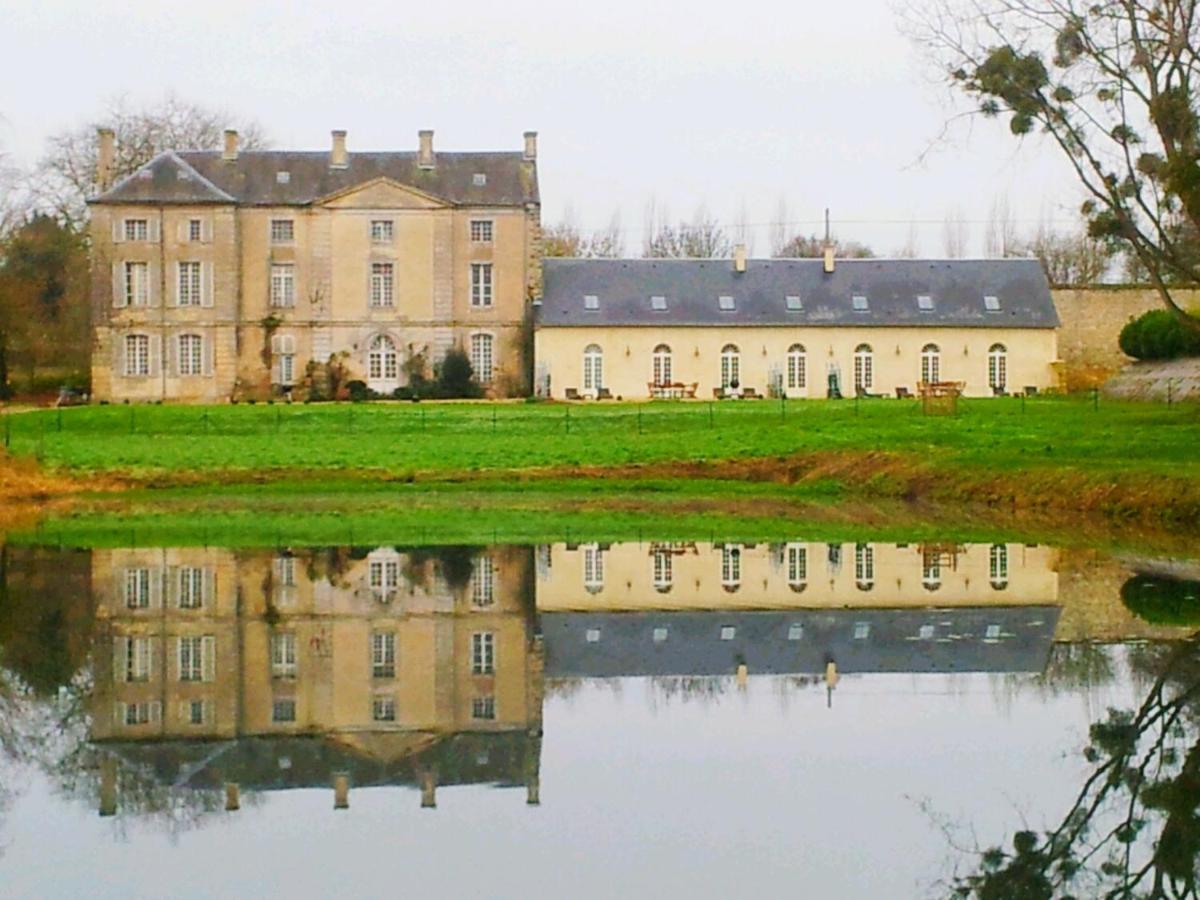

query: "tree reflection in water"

left=950, top=636, right=1200, bottom=899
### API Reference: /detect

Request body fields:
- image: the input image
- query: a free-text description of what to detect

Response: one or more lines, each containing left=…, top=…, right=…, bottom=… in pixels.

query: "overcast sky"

left=2, top=0, right=1085, bottom=255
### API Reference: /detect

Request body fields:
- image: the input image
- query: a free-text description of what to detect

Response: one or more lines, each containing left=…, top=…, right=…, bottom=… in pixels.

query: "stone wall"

left=1102, top=358, right=1200, bottom=402
left=1052, top=286, right=1200, bottom=388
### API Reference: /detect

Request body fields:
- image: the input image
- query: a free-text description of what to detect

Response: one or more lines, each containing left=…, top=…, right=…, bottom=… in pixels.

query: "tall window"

left=370, top=262, right=394, bottom=307
left=652, top=548, right=673, bottom=592
left=470, top=220, right=494, bottom=243
left=786, top=344, right=806, bottom=391
left=721, top=545, right=741, bottom=589
left=854, top=344, right=873, bottom=392
left=472, top=695, right=496, bottom=720
left=370, top=220, right=394, bottom=243
left=472, top=632, right=495, bottom=675
left=855, top=543, right=875, bottom=590
left=583, top=544, right=604, bottom=593
left=787, top=544, right=807, bottom=590
left=178, top=566, right=205, bottom=609
left=178, top=636, right=205, bottom=682
left=122, top=636, right=152, bottom=682
left=720, top=344, right=740, bottom=389
left=373, top=694, right=396, bottom=722
left=270, top=632, right=297, bottom=679
left=582, top=344, right=604, bottom=392
left=989, top=544, right=1009, bottom=588
left=124, top=219, right=149, bottom=241
left=472, top=555, right=495, bottom=608
left=273, top=334, right=296, bottom=387
left=652, top=344, right=673, bottom=386
left=369, top=556, right=400, bottom=600
left=471, top=262, right=493, bottom=307
left=124, top=568, right=152, bottom=609
left=124, top=261, right=150, bottom=307
left=368, top=334, right=398, bottom=381
left=269, top=219, right=294, bottom=243
left=270, top=264, right=294, bottom=307
left=922, top=551, right=942, bottom=591
left=470, top=333, right=494, bottom=384
left=371, top=632, right=396, bottom=679
left=178, top=334, right=203, bottom=376
left=988, top=344, right=1008, bottom=391
left=177, top=261, right=202, bottom=306
left=188, top=219, right=202, bottom=242
left=124, top=334, right=151, bottom=376
left=921, top=344, right=941, bottom=384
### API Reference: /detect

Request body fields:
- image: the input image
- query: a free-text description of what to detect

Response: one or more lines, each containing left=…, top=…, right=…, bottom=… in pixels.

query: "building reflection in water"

left=71, top=540, right=1064, bottom=816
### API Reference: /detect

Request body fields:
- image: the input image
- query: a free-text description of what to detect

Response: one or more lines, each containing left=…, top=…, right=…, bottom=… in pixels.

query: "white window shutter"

left=176, top=220, right=186, bottom=242
left=146, top=637, right=156, bottom=680
left=203, top=568, right=215, bottom=605
left=166, top=565, right=179, bottom=607
left=112, top=263, right=127, bottom=308
left=150, top=566, right=163, bottom=608
left=203, top=217, right=212, bottom=243
left=203, top=334, right=215, bottom=377
left=149, top=701, right=162, bottom=725
left=113, top=637, right=128, bottom=683
left=162, top=332, right=174, bottom=376
left=202, top=262, right=214, bottom=308
left=113, top=334, right=125, bottom=377
left=148, top=218, right=160, bottom=242
left=169, top=262, right=179, bottom=307
left=202, top=636, right=216, bottom=682
left=151, top=334, right=162, bottom=378
left=115, top=702, right=127, bottom=725
left=175, top=636, right=184, bottom=681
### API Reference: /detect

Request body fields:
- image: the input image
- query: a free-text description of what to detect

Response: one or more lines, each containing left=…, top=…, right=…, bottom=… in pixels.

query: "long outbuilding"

left=535, top=255, right=1061, bottom=400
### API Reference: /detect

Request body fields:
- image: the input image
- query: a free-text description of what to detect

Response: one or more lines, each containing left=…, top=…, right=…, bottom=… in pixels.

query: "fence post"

left=203, top=410, right=209, bottom=435
left=276, top=406, right=281, bottom=433
left=1092, top=386, right=1099, bottom=411
left=492, top=406, right=497, bottom=433
left=3, top=413, right=9, bottom=449
left=565, top=405, right=570, bottom=434
left=130, top=405, right=136, bottom=434
left=708, top=402, right=714, bottom=428
left=637, top=406, right=642, bottom=435
left=1021, top=392, right=1026, bottom=414
left=421, top=406, right=426, bottom=431
left=780, top=394, right=785, bottom=422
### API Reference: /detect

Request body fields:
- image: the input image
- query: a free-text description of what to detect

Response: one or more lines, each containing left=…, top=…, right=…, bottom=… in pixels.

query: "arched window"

left=853, top=344, right=873, bottom=392
left=652, top=344, right=673, bottom=386
left=178, top=333, right=204, bottom=376
left=989, top=544, right=1009, bottom=590
left=124, top=333, right=151, bottom=377
left=786, top=344, right=806, bottom=391
left=368, top=334, right=398, bottom=382
left=922, top=551, right=942, bottom=592
left=855, top=543, right=875, bottom=591
left=470, top=333, right=494, bottom=384
left=720, top=344, right=741, bottom=389
left=721, top=545, right=741, bottom=592
left=583, top=544, right=604, bottom=594
left=652, top=548, right=673, bottom=593
left=583, top=344, right=604, bottom=392
left=920, top=343, right=941, bottom=385
left=988, top=344, right=1008, bottom=391
left=786, top=543, right=807, bottom=592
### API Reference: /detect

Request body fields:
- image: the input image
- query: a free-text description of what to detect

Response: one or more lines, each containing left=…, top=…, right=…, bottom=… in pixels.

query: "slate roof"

left=540, top=258, right=1059, bottom=328
left=92, top=149, right=538, bottom=208
left=542, top=607, right=1061, bottom=677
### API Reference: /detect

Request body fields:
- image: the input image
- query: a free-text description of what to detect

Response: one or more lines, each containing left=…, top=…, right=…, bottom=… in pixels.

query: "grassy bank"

left=4, top=396, right=1200, bottom=524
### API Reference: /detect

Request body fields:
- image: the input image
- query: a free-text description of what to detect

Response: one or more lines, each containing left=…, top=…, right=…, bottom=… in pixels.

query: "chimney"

left=733, top=244, right=747, bottom=273
left=224, top=783, right=241, bottom=812
left=333, top=773, right=350, bottom=810
left=523, top=130, right=538, bottom=162
left=96, top=128, right=115, bottom=192
left=223, top=129, right=239, bottom=162
left=420, top=768, right=438, bottom=808
left=418, top=130, right=435, bottom=169
left=330, top=130, right=348, bottom=169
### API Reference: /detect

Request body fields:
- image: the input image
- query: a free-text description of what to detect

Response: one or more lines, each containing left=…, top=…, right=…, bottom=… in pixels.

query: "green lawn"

left=4, top=395, right=1200, bottom=480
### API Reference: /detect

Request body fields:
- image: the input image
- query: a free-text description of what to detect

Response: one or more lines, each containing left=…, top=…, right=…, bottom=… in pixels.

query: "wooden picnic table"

left=649, top=382, right=697, bottom=399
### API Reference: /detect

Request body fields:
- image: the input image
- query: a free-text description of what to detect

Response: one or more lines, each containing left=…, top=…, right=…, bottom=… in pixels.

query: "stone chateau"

left=89, top=128, right=541, bottom=401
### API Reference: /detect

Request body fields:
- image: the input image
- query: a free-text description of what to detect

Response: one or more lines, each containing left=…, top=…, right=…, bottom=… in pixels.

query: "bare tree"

left=543, top=205, right=624, bottom=258
left=942, top=207, right=970, bottom=258
left=907, top=0, right=1200, bottom=326
left=31, top=94, right=268, bottom=229
left=769, top=196, right=790, bottom=257
left=1016, top=220, right=1115, bottom=286
left=776, top=233, right=876, bottom=259
left=644, top=205, right=733, bottom=258
left=896, top=220, right=921, bottom=258
left=734, top=198, right=755, bottom=255
left=984, top=195, right=1018, bottom=257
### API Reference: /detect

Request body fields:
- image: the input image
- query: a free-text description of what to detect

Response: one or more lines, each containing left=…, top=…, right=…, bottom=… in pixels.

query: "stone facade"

left=89, top=130, right=540, bottom=402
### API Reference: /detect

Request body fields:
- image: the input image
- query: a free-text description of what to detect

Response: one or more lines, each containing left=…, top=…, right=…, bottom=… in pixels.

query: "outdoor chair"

left=565, top=387, right=581, bottom=400
left=895, top=387, right=912, bottom=399
left=597, top=388, right=613, bottom=400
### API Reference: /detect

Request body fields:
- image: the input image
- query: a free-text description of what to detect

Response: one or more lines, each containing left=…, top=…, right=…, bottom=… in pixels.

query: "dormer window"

left=276, top=171, right=290, bottom=184
left=718, top=295, right=736, bottom=311
left=917, top=295, right=934, bottom=311
left=472, top=173, right=487, bottom=187
left=785, top=295, right=803, bottom=312
left=650, top=295, right=667, bottom=311
left=852, top=295, right=869, bottom=311
left=984, top=295, right=1001, bottom=312
left=583, top=294, right=599, bottom=310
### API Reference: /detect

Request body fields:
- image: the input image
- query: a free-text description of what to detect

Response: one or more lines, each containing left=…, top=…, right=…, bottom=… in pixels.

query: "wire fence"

left=1, top=392, right=1142, bottom=449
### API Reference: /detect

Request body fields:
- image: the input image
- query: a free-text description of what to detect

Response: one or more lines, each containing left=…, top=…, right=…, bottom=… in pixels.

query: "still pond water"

left=1, top=537, right=1199, bottom=898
